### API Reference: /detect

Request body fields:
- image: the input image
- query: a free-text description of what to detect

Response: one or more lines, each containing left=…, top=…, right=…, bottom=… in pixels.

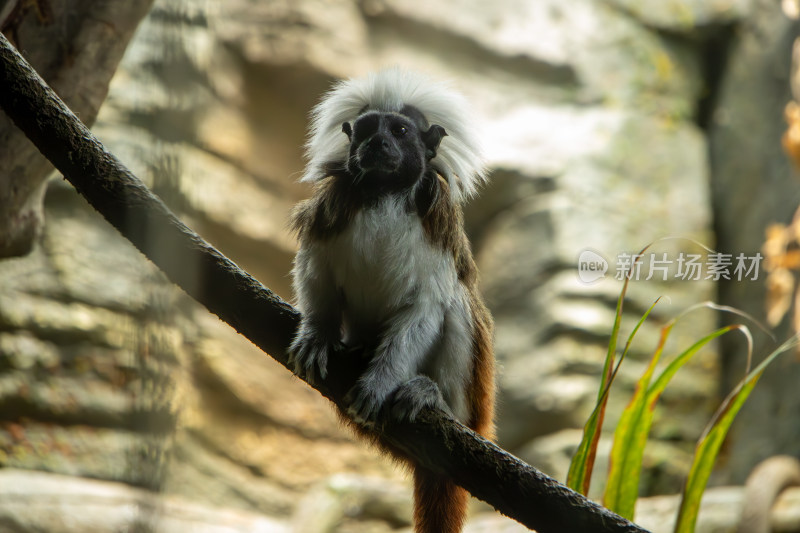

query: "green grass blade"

left=604, top=325, right=738, bottom=519
left=565, top=273, right=654, bottom=495
left=566, top=399, right=606, bottom=494
left=673, top=377, right=758, bottom=533
left=567, top=282, right=631, bottom=493
left=604, top=320, right=674, bottom=517
left=674, top=335, right=800, bottom=533
left=648, top=326, right=741, bottom=406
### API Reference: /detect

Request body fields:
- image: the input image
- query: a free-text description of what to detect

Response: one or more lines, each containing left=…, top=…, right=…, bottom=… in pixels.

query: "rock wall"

left=1, top=0, right=798, bottom=530
left=709, top=0, right=800, bottom=482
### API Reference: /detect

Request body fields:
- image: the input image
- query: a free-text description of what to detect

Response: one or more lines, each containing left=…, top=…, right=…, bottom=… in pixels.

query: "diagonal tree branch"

left=0, top=32, right=649, bottom=533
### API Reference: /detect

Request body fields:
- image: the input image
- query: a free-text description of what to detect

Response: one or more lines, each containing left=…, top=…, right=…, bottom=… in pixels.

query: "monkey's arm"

left=289, top=243, right=342, bottom=384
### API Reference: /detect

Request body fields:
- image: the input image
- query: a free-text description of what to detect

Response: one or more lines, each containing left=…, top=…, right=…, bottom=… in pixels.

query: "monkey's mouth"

left=357, top=150, right=400, bottom=175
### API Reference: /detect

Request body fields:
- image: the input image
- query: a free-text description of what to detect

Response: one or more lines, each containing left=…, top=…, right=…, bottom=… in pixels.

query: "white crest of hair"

left=302, top=67, right=488, bottom=202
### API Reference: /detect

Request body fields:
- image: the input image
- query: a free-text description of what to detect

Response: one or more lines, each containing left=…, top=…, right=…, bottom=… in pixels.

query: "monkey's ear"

left=422, top=124, right=447, bottom=159
left=342, top=122, right=353, bottom=141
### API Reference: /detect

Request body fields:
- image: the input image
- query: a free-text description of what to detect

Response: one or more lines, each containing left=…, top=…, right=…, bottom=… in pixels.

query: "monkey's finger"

left=302, top=358, right=318, bottom=386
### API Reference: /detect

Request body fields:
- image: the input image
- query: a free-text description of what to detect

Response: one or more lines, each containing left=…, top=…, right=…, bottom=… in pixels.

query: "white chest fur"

left=325, top=197, right=457, bottom=337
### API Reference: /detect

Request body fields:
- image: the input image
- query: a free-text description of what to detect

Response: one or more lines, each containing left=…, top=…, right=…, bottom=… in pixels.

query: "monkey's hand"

left=390, top=376, right=452, bottom=422
left=288, top=325, right=342, bottom=386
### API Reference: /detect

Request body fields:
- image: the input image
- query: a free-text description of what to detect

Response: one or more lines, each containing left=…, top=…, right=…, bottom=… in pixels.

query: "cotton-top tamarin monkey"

left=288, top=68, right=495, bottom=533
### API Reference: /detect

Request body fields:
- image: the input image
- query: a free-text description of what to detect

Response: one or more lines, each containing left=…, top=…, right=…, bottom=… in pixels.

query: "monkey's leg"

left=420, top=294, right=474, bottom=423
left=345, top=304, right=444, bottom=423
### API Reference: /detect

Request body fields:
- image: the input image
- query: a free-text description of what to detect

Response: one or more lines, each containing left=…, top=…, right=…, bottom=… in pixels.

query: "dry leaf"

left=766, top=268, right=795, bottom=326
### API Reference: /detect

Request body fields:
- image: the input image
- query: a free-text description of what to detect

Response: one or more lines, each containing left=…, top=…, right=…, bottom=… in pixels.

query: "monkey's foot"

left=344, top=380, right=386, bottom=426
left=390, top=376, right=451, bottom=422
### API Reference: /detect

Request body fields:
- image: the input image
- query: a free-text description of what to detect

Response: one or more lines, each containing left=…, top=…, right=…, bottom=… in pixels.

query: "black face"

left=342, top=108, right=446, bottom=193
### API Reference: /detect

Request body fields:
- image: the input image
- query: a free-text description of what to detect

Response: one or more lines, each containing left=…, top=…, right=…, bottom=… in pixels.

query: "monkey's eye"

left=391, top=125, right=407, bottom=137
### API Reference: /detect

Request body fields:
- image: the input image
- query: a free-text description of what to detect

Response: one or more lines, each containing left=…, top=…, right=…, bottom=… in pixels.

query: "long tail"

left=413, top=467, right=468, bottom=533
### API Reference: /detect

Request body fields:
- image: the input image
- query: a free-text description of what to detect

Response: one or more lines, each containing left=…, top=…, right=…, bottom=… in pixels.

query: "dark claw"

left=288, top=333, right=341, bottom=385
left=344, top=382, right=384, bottom=425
